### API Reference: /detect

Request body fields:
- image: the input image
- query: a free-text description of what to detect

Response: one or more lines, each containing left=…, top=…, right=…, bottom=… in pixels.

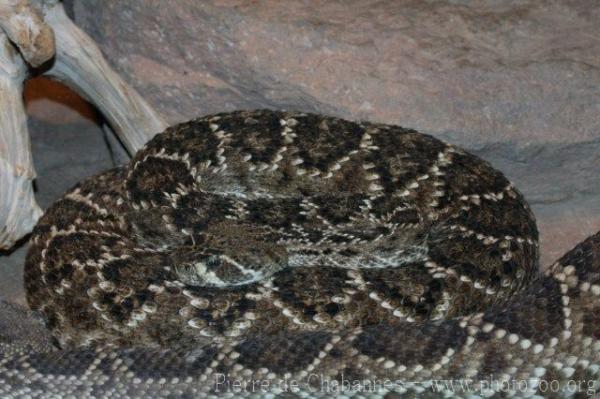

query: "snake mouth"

left=173, top=253, right=261, bottom=287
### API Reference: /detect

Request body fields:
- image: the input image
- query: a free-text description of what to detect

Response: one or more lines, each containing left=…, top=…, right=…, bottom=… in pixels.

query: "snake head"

left=172, top=223, right=288, bottom=287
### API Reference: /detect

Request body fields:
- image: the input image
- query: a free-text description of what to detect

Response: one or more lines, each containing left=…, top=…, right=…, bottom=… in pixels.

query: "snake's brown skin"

left=2, top=110, right=596, bottom=398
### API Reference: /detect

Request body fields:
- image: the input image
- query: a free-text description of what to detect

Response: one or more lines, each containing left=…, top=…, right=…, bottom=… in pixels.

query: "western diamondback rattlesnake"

left=0, top=109, right=598, bottom=398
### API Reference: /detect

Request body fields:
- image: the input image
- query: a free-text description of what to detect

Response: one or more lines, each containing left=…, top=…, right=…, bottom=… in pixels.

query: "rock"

left=70, top=1, right=600, bottom=144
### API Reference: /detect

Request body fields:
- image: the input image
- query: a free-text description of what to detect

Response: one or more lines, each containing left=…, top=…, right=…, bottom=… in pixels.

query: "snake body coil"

left=2, top=110, right=597, bottom=398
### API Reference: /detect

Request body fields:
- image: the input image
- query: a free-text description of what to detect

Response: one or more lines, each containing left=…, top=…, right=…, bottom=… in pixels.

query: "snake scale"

left=0, top=110, right=598, bottom=398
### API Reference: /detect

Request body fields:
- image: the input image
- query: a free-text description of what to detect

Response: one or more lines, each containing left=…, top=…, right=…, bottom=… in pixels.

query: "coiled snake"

left=1, top=110, right=598, bottom=398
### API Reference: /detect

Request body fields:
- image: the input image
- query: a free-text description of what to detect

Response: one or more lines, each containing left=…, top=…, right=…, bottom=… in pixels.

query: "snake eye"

left=205, top=255, right=222, bottom=269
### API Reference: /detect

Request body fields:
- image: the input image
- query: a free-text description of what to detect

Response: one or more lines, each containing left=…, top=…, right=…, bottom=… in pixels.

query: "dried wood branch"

left=0, top=0, right=54, bottom=67
left=0, top=31, right=42, bottom=249
left=0, top=0, right=167, bottom=249
left=38, top=1, right=167, bottom=153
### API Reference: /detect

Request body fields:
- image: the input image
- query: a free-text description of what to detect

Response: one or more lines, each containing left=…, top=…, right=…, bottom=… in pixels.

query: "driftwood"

left=0, top=30, right=42, bottom=249
left=0, top=0, right=167, bottom=249
left=39, top=1, right=167, bottom=153
left=0, top=0, right=54, bottom=67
